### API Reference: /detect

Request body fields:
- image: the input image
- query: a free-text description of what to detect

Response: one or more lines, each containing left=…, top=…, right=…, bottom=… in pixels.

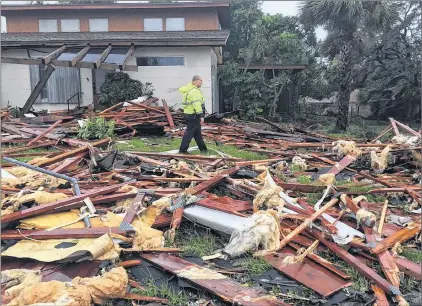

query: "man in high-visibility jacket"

left=178, top=75, right=208, bottom=154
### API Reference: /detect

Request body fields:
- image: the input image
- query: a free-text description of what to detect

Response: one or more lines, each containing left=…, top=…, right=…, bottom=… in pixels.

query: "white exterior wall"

left=1, top=49, right=32, bottom=109
left=1, top=46, right=216, bottom=112
left=125, top=46, right=213, bottom=112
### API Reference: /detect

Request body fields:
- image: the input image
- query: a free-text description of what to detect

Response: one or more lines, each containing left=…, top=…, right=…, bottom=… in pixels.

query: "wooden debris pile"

left=1, top=105, right=421, bottom=306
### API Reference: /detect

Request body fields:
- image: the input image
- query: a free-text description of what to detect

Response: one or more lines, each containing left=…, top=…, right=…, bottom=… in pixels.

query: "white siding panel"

left=1, top=63, right=31, bottom=108
left=60, top=19, right=80, bottom=32
left=39, top=19, right=58, bottom=32
left=89, top=18, right=109, bottom=32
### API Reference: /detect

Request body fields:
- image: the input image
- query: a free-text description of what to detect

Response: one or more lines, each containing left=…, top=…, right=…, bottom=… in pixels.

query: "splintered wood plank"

left=26, top=120, right=63, bottom=146
left=264, top=247, right=353, bottom=297
left=371, top=223, right=421, bottom=254
left=371, top=284, right=389, bottom=306
left=162, top=99, right=175, bottom=128
left=35, top=138, right=110, bottom=167
left=142, top=253, right=291, bottom=306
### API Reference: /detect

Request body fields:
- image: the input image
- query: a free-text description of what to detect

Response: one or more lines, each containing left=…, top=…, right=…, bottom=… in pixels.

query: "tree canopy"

left=222, top=0, right=420, bottom=129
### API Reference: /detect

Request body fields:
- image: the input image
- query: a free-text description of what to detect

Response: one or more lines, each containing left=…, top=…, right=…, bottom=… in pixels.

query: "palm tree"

left=300, top=1, right=399, bottom=130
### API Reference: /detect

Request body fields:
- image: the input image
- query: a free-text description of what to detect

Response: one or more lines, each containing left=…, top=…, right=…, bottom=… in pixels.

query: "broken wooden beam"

left=162, top=99, right=175, bottom=128
left=371, top=223, right=421, bottom=254
left=277, top=198, right=339, bottom=250
left=20, top=65, right=55, bottom=118
left=26, top=120, right=63, bottom=146
left=371, top=284, right=389, bottom=306
left=35, top=138, right=110, bottom=167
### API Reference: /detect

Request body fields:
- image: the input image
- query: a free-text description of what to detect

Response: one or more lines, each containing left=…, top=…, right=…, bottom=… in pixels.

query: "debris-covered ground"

left=1, top=99, right=421, bottom=306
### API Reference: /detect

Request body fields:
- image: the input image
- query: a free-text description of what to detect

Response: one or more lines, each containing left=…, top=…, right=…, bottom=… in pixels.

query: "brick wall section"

left=5, top=8, right=219, bottom=33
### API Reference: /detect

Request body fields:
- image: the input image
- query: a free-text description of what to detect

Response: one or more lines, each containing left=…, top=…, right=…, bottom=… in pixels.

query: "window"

left=136, top=57, right=184, bottom=66
left=89, top=18, right=109, bottom=32
left=60, top=19, right=80, bottom=32
left=39, top=19, right=58, bottom=32
left=166, top=18, right=185, bottom=31
left=144, top=18, right=163, bottom=31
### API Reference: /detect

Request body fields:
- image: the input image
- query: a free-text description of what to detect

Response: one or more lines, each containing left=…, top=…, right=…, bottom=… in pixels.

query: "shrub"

left=99, top=72, right=154, bottom=107
left=77, top=117, right=115, bottom=140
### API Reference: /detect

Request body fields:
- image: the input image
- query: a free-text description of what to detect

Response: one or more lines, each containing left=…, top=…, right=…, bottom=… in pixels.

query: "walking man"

left=178, top=75, right=208, bottom=154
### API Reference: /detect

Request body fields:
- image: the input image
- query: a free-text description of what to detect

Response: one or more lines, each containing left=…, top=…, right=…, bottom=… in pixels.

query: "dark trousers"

left=179, top=115, right=207, bottom=153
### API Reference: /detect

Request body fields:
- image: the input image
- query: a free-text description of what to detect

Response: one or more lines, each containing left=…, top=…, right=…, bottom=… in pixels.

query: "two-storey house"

left=1, top=2, right=230, bottom=112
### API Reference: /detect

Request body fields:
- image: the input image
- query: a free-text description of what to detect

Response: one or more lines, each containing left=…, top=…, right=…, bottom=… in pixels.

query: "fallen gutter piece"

left=142, top=253, right=291, bottom=306
left=3, top=157, right=81, bottom=195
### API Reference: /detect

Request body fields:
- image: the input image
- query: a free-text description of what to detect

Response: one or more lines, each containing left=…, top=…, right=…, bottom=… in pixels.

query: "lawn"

left=115, top=137, right=267, bottom=161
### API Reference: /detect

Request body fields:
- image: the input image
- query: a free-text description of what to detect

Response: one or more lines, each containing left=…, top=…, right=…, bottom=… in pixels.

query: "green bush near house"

left=77, top=117, right=116, bottom=140
left=99, top=72, right=154, bottom=107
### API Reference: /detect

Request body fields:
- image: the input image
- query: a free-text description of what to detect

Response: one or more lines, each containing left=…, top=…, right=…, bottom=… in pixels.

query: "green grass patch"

left=401, top=276, right=419, bottom=294
left=297, top=175, right=312, bottom=184
left=303, top=192, right=323, bottom=203
left=290, top=164, right=304, bottom=172
left=347, top=267, right=370, bottom=292
left=241, top=257, right=272, bottom=276
left=177, top=232, right=216, bottom=257
left=401, top=248, right=422, bottom=264
left=133, top=281, right=189, bottom=306
left=320, top=122, right=390, bottom=140
left=115, top=137, right=267, bottom=160
left=115, top=137, right=181, bottom=152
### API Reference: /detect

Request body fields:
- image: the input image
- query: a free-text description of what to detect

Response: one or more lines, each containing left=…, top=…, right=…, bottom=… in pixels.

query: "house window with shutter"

left=39, top=19, right=58, bottom=32
left=60, top=19, right=80, bottom=32
left=89, top=18, right=109, bottom=32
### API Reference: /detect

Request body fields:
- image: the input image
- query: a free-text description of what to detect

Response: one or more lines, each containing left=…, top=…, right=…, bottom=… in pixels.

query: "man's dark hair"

left=192, top=75, right=201, bottom=82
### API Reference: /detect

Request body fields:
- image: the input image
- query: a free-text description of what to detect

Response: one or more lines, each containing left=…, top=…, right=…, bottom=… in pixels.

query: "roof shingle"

left=1, top=30, right=230, bottom=47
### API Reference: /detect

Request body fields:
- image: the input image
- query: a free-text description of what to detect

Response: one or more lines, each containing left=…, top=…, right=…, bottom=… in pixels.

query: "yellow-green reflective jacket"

left=179, top=82, right=204, bottom=115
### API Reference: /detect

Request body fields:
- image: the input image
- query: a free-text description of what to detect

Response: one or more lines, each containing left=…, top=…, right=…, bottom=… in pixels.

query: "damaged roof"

left=1, top=30, right=231, bottom=47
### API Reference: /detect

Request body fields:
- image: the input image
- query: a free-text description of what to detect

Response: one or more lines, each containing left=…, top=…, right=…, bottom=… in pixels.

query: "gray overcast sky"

left=1, top=1, right=327, bottom=39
